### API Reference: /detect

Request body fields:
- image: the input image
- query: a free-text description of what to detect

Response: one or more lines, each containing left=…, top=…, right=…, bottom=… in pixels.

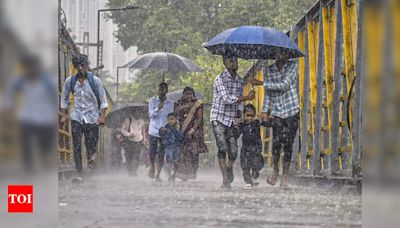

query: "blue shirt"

left=60, top=74, right=108, bottom=124
left=159, top=124, right=183, bottom=147
left=148, top=96, right=174, bottom=137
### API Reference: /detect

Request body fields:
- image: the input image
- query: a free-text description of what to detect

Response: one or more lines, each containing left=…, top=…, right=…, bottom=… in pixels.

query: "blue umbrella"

left=204, top=26, right=303, bottom=59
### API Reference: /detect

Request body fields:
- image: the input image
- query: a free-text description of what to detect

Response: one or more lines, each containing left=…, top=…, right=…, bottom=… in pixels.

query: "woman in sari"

left=175, top=87, right=207, bottom=180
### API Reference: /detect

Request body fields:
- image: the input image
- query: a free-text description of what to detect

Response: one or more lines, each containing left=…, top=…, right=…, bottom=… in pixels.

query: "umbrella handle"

left=251, top=58, right=256, bottom=90
left=162, top=48, right=167, bottom=83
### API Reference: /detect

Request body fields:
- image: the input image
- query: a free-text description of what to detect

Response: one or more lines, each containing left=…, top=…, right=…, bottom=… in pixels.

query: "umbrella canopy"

left=122, top=52, right=203, bottom=72
left=204, top=26, right=304, bottom=59
left=105, top=103, right=148, bottom=129
left=167, top=89, right=203, bottom=102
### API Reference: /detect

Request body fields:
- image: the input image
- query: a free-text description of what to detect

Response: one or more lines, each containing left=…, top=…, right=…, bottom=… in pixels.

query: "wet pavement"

left=59, top=167, right=361, bottom=228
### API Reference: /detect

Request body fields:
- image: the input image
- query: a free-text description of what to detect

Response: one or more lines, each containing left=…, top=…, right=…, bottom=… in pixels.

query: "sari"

left=174, top=98, right=207, bottom=180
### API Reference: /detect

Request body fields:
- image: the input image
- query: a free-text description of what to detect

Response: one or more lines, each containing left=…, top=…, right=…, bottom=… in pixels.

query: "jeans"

left=123, top=140, right=143, bottom=174
left=165, top=145, right=180, bottom=163
left=271, top=113, right=300, bottom=162
left=71, top=120, right=99, bottom=173
left=149, top=135, right=165, bottom=166
left=212, top=121, right=238, bottom=161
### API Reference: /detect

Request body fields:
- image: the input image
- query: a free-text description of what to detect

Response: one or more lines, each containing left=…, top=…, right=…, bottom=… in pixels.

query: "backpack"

left=70, top=72, right=101, bottom=109
left=13, top=74, right=57, bottom=105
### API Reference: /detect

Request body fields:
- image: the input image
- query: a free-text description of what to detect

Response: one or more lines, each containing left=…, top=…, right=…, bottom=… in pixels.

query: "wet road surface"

left=59, top=167, right=361, bottom=228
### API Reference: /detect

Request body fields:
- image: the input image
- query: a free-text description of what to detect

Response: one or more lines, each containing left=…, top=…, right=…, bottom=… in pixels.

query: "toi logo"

left=8, top=185, right=33, bottom=213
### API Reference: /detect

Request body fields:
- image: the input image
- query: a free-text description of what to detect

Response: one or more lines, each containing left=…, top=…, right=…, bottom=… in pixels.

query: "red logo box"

left=8, top=185, right=33, bottom=213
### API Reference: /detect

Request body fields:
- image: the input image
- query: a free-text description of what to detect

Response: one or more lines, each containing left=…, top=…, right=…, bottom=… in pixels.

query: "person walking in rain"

left=252, top=52, right=300, bottom=189
left=174, top=87, right=208, bottom=181
left=148, top=82, right=174, bottom=182
left=159, top=113, right=183, bottom=184
left=120, top=110, right=148, bottom=176
left=60, top=54, right=108, bottom=178
left=234, top=104, right=265, bottom=189
left=1, top=54, right=58, bottom=171
left=211, top=53, right=256, bottom=189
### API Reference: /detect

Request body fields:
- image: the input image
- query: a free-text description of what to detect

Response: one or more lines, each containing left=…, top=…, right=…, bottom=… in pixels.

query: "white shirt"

left=121, top=117, right=144, bottom=142
left=148, top=96, right=174, bottom=137
left=60, top=73, right=108, bottom=124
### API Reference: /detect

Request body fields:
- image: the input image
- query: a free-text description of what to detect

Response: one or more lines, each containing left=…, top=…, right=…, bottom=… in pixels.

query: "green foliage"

left=107, top=0, right=316, bottom=103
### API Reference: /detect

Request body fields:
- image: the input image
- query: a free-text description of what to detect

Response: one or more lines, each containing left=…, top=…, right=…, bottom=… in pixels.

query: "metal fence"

left=243, top=0, right=363, bottom=178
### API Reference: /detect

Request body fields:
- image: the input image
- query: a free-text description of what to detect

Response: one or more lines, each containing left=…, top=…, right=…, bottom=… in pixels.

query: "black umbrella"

left=122, top=52, right=203, bottom=73
left=167, top=89, right=203, bottom=102
left=105, top=103, right=148, bottom=129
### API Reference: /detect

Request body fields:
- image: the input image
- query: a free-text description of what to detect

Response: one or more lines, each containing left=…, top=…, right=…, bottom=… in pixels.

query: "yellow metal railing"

left=244, top=0, right=363, bottom=177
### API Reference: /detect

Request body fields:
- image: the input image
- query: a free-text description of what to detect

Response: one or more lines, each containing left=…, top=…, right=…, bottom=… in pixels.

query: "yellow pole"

left=298, top=31, right=305, bottom=129
left=307, top=20, right=319, bottom=135
left=322, top=5, right=336, bottom=133
left=363, top=4, right=384, bottom=158
left=297, top=30, right=305, bottom=171
left=307, top=20, right=320, bottom=166
left=364, top=6, right=384, bottom=113
left=256, top=69, right=264, bottom=116
left=341, top=0, right=358, bottom=127
left=393, top=0, right=400, bottom=98
left=308, top=21, right=319, bottom=114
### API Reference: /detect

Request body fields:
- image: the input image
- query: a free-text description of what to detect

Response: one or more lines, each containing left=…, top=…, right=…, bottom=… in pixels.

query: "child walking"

left=235, top=104, right=265, bottom=188
left=159, top=113, right=183, bottom=183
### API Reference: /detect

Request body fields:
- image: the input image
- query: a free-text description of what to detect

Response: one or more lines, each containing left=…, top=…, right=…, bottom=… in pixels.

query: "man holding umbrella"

left=205, top=25, right=303, bottom=189
left=121, top=51, right=202, bottom=182
left=256, top=52, right=300, bottom=189
left=211, top=53, right=256, bottom=189
left=148, top=82, right=174, bottom=182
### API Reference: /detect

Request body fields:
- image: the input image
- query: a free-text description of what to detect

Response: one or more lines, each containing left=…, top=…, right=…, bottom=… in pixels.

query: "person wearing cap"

left=60, top=54, right=108, bottom=177
left=210, top=53, right=256, bottom=189
left=148, top=82, right=174, bottom=182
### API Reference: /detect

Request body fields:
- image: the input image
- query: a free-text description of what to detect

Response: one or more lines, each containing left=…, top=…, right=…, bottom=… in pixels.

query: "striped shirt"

left=262, top=60, right=300, bottom=119
left=210, top=70, right=245, bottom=127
